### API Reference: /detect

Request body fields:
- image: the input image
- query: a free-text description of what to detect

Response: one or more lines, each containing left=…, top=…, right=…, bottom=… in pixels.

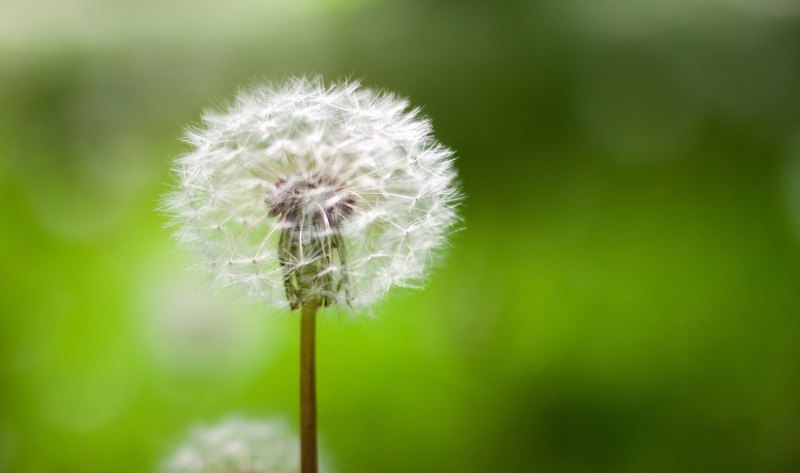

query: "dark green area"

left=2, top=1, right=800, bottom=472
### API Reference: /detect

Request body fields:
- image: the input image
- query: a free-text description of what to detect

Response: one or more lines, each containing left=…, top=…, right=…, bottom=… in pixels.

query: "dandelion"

left=161, top=418, right=330, bottom=473
left=164, top=77, right=460, bottom=473
left=165, top=77, right=459, bottom=310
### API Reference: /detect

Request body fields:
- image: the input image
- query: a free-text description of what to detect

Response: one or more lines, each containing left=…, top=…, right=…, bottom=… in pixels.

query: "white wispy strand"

left=164, top=76, right=460, bottom=310
left=161, top=418, right=324, bottom=473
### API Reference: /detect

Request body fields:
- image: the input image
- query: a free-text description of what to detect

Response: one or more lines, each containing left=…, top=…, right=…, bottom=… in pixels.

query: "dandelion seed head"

left=161, top=418, right=324, bottom=473
left=165, top=77, right=460, bottom=310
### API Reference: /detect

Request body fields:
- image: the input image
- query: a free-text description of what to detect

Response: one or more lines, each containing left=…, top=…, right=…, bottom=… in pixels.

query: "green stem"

left=300, top=299, right=319, bottom=473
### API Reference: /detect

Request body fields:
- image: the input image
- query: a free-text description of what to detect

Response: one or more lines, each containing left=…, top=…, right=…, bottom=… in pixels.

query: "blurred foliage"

left=2, top=1, right=800, bottom=472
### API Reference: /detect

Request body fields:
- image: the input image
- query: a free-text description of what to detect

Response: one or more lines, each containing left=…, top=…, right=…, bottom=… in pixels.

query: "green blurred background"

left=2, top=1, right=800, bottom=472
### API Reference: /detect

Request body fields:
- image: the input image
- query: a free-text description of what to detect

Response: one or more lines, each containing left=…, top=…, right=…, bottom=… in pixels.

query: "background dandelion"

left=161, top=418, right=331, bottom=473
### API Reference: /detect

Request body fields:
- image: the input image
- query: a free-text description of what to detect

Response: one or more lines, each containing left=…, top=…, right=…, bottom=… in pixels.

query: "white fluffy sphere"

left=161, top=418, right=322, bottom=473
left=165, top=77, right=460, bottom=310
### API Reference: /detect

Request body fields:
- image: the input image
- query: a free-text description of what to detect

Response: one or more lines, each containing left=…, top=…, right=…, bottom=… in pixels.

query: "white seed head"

left=164, top=77, right=460, bottom=310
left=161, top=418, right=322, bottom=473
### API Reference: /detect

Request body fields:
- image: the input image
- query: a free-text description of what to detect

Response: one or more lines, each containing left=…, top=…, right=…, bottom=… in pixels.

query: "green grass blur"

left=2, top=1, right=800, bottom=472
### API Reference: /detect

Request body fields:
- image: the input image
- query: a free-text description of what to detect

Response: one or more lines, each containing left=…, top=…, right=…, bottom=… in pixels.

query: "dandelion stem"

left=300, top=298, right=319, bottom=473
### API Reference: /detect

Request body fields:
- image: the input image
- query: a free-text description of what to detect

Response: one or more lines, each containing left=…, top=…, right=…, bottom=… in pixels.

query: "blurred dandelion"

left=164, top=76, right=460, bottom=473
left=161, top=418, right=329, bottom=473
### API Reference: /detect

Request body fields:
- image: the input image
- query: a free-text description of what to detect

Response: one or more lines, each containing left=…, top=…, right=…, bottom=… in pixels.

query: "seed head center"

left=264, top=174, right=354, bottom=309
left=265, top=175, right=355, bottom=228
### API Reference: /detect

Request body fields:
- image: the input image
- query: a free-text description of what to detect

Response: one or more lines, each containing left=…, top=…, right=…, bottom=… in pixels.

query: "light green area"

left=2, top=1, right=800, bottom=472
